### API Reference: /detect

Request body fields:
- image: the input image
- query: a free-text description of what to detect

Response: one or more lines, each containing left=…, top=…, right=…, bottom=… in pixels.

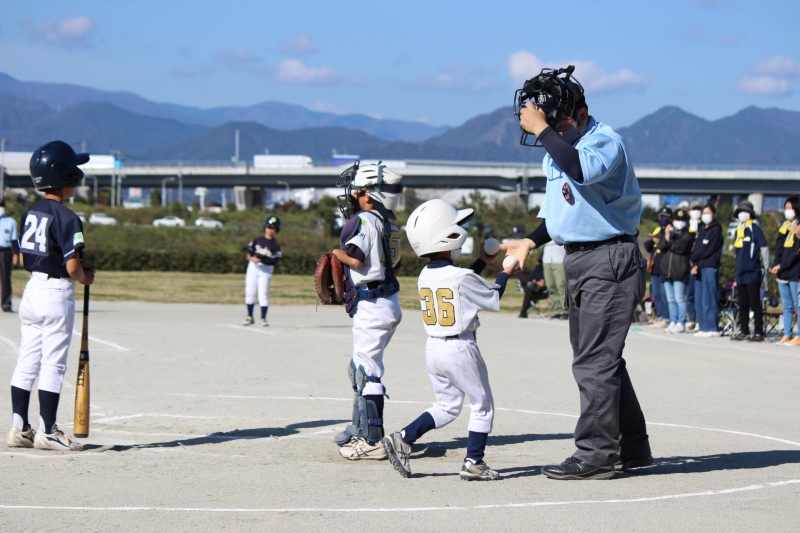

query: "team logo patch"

left=73, top=232, right=84, bottom=245
left=537, top=94, right=547, bottom=105
left=562, top=182, right=574, bottom=204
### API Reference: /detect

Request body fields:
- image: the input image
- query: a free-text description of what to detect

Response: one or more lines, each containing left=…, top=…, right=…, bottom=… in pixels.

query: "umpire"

left=503, top=66, right=652, bottom=480
left=0, top=200, right=18, bottom=312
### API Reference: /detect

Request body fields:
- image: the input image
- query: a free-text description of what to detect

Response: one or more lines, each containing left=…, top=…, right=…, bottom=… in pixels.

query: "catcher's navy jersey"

left=247, top=236, right=281, bottom=265
left=18, top=199, right=85, bottom=279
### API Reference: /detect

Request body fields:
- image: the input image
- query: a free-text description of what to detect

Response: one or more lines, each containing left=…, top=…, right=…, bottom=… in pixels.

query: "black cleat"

left=542, top=457, right=615, bottom=480
left=748, top=334, right=764, bottom=342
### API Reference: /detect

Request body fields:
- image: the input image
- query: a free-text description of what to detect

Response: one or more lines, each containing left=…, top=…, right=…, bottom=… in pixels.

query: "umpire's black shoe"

left=730, top=333, right=748, bottom=341
left=614, top=455, right=654, bottom=472
left=541, top=457, right=615, bottom=480
left=749, top=334, right=764, bottom=342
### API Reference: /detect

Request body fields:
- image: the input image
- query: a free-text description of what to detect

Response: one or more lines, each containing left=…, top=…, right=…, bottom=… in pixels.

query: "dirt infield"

left=1, top=301, right=798, bottom=532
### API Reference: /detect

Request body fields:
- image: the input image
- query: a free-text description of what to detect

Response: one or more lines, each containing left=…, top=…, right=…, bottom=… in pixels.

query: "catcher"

left=316, top=161, right=403, bottom=461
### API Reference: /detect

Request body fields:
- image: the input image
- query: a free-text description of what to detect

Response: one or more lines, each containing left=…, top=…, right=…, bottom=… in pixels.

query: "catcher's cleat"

left=383, top=432, right=412, bottom=478
left=339, top=437, right=387, bottom=460
left=7, top=427, right=36, bottom=448
left=33, top=425, right=83, bottom=451
left=259, top=318, right=268, bottom=327
left=243, top=316, right=254, bottom=326
left=460, top=460, right=500, bottom=481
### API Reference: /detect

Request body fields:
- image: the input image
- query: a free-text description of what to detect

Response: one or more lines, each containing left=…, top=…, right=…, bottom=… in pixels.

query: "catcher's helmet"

left=264, top=215, right=281, bottom=231
left=29, top=141, right=90, bottom=191
left=405, top=199, right=473, bottom=258
left=336, top=161, right=404, bottom=219
left=514, top=65, right=586, bottom=147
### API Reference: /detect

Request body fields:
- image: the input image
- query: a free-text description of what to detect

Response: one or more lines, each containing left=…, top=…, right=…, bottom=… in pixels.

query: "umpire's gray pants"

left=563, top=241, right=651, bottom=468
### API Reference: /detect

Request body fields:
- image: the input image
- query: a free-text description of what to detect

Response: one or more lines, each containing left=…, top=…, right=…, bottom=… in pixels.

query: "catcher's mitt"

left=314, top=252, right=345, bottom=305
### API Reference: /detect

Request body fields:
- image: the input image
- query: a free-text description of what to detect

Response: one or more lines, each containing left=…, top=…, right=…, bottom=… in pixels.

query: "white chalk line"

left=217, top=324, right=274, bottom=335
left=0, top=480, right=798, bottom=514
left=71, top=330, right=129, bottom=352
left=634, top=330, right=800, bottom=357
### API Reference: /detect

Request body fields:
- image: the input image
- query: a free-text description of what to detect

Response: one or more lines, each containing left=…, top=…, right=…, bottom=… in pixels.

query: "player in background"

left=382, top=199, right=516, bottom=480
left=7, top=141, right=95, bottom=451
left=331, top=162, right=403, bottom=460
left=243, top=216, right=281, bottom=326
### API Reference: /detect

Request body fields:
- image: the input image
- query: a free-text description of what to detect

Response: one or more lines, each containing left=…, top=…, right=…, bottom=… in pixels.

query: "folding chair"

left=719, top=281, right=739, bottom=338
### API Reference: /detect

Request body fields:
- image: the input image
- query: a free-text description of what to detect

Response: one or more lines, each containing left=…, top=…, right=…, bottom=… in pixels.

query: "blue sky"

left=0, top=0, right=798, bottom=129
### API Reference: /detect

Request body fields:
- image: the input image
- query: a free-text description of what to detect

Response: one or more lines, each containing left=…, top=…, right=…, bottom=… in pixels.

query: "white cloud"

left=508, top=51, right=650, bottom=94
left=280, top=32, right=315, bottom=55
left=737, top=56, right=799, bottom=96
left=753, top=55, right=800, bottom=78
left=274, top=59, right=347, bottom=85
left=24, top=14, right=96, bottom=49
left=217, top=46, right=268, bottom=75
left=414, top=61, right=498, bottom=92
left=308, top=101, right=347, bottom=114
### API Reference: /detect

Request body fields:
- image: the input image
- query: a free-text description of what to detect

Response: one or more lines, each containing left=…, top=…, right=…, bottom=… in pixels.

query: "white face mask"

left=450, top=248, right=462, bottom=261
left=0, top=207, right=5, bottom=217
left=690, top=210, right=701, bottom=220
left=738, top=212, right=751, bottom=223
left=701, top=213, right=713, bottom=225
left=672, top=220, right=687, bottom=230
left=785, top=209, right=795, bottom=221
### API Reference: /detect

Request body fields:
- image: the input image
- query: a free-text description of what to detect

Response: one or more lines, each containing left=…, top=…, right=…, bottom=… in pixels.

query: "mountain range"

left=1, top=72, right=799, bottom=166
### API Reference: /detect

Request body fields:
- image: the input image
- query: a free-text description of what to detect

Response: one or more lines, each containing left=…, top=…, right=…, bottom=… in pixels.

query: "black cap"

left=734, top=200, right=756, bottom=217
left=657, top=207, right=673, bottom=218
left=674, top=209, right=689, bottom=221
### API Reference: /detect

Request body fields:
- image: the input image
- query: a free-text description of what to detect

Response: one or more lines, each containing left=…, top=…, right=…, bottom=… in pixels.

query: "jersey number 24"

left=20, top=214, right=49, bottom=255
left=419, top=288, right=456, bottom=327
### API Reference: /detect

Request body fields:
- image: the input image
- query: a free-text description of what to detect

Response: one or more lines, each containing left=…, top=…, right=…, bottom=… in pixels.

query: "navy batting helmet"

left=29, top=141, right=89, bottom=191
left=264, top=215, right=281, bottom=232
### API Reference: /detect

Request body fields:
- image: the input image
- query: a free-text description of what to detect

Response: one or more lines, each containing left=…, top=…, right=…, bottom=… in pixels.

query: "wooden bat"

left=73, top=285, right=90, bottom=438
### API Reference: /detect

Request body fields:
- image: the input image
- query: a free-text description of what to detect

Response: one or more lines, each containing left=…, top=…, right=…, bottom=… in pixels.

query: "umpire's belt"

left=564, top=234, right=636, bottom=255
left=357, top=278, right=399, bottom=301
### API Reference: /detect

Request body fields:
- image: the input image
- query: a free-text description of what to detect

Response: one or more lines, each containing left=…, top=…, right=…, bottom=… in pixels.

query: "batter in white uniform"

left=243, top=215, right=281, bottom=327
left=330, top=162, right=404, bottom=460
left=383, top=199, right=516, bottom=481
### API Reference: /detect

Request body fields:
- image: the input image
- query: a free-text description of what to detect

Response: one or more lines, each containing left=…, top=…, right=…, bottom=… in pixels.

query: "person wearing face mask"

left=503, top=66, right=652, bottom=480
left=0, top=199, right=19, bottom=312
left=769, top=197, right=800, bottom=345
left=731, top=200, right=769, bottom=342
left=684, top=201, right=704, bottom=331
left=690, top=205, right=724, bottom=336
left=644, top=223, right=670, bottom=328
left=657, top=209, right=696, bottom=333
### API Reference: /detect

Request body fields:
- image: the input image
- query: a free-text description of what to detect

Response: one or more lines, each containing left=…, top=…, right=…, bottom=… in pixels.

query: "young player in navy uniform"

left=7, top=141, right=95, bottom=451
left=243, top=216, right=281, bottom=326
left=382, top=199, right=516, bottom=480
left=331, top=162, right=404, bottom=460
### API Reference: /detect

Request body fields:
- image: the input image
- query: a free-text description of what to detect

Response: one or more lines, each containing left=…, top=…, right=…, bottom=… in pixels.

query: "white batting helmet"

left=405, top=199, right=474, bottom=257
left=352, top=163, right=404, bottom=210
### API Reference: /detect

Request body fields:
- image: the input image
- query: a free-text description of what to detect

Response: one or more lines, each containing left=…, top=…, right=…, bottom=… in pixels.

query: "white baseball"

left=483, top=238, right=500, bottom=256
left=502, top=255, right=520, bottom=271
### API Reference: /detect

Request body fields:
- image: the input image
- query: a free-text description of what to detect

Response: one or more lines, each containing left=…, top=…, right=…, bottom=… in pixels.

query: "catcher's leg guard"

left=334, top=361, right=360, bottom=446
left=358, top=395, right=384, bottom=444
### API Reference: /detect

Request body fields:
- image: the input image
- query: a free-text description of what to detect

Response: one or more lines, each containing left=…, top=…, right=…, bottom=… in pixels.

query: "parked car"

left=153, top=216, right=186, bottom=228
left=194, top=217, right=224, bottom=229
left=88, top=213, right=117, bottom=226
left=75, top=212, right=87, bottom=224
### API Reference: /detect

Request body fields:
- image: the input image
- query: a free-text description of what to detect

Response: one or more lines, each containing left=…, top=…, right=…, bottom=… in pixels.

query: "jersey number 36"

left=21, top=213, right=49, bottom=255
left=419, top=288, right=456, bottom=327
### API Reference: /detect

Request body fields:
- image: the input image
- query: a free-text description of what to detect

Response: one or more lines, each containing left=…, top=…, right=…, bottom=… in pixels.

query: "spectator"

left=685, top=201, right=704, bottom=331
left=644, top=222, right=670, bottom=328
left=769, top=197, right=800, bottom=345
left=731, top=200, right=769, bottom=342
left=658, top=208, right=695, bottom=333
left=690, top=204, right=724, bottom=337
left=518, top=259, right=548, bottom=318
left=0, top=199, right=18, bottom=312
left=541, top=241, right=567, bottom=319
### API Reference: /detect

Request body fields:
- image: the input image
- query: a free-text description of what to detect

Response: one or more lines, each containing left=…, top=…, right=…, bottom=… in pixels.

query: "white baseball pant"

left=424, top=334, right=495, bottom=434
left=11, top=273, right=76, bottom=394
left=352, top=292, right=402, bottom=396
left=244, top=262, right=273, bottom=306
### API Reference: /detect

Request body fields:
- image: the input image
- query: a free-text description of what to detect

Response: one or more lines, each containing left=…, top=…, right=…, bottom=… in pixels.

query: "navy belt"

left=357, top=278, right=399, bottom=301
left=564, top=234, right=636, bottom=255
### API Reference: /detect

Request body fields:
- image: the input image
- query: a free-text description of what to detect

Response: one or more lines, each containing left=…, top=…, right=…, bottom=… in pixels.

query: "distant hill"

left=0, top=96, right=208, bottom=156
left=0, top=73, right=448, bottom=142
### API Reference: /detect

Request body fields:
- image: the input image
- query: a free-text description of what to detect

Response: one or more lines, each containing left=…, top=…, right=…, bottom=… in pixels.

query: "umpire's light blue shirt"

left=539, top=117, right=642, bottom=245
left=0, top=215, right=17, bottom=248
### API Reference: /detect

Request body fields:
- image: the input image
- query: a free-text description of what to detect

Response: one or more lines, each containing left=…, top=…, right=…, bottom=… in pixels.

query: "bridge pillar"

left=747, top=193, right=764, bottom=214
